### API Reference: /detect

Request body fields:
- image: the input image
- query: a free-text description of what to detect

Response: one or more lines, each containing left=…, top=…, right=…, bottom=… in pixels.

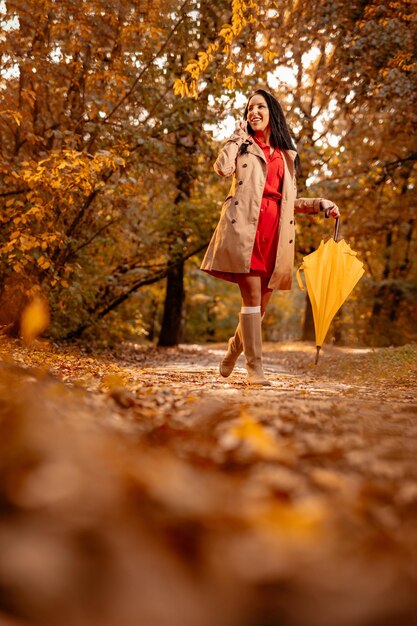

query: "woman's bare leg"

left=236, top=275, right=273, bottom=314
left=260, top=278, right=273, bottom=315
left=236, top=275, right=262, bottom=306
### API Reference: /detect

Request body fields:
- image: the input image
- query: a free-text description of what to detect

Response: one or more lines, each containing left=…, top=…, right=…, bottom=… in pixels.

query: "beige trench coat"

left=200, top=127, right=324, bottom=290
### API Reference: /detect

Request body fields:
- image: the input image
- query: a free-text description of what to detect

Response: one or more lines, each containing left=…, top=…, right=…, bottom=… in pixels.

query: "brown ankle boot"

left=239, top=312, right=271, bottom=386
left=219, top=323, right=243, bottom=377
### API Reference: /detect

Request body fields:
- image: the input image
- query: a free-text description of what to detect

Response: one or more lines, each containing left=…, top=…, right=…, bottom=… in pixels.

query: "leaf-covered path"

left=0, top=338, right=416, bottom=626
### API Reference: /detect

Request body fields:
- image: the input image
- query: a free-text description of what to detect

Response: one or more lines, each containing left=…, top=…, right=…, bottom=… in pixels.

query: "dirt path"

left=125, top=341, right=416, bottom=402
left=0, top=338, right=416, bottom=626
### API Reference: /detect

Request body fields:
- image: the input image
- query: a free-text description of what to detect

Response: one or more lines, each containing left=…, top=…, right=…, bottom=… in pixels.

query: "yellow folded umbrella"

left=297, top=217, right=365, bottom=364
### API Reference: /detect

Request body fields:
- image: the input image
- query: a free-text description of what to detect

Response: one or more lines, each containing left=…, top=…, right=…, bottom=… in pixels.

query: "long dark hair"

left=241, top=89, right=301, bottom=174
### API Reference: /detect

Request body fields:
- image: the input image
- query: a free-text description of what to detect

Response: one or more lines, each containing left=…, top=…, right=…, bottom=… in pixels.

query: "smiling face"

left=246, top=94, right=270, bottom=134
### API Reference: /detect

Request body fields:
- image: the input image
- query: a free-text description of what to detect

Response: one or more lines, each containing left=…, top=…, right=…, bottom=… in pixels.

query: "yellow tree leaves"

left=1, top=148, right=126, bottom=280
left=173, top=0, right=284, bottom=98
left=263, top=50, right=278, bottom=63
left=172, top=0, right=288, bottom=99
left=174, top=41, right=221, bottom=98
left=356, top=0, right=416, bottom=81
left=388, top=51, right=415, bottom=73
left=21, top=149, right=125, bottom=196
left=0, top=110, right=22, bottom=126
left=174, top=0, right=265, bottom=98
left=362, top=0, right=415, bottom=24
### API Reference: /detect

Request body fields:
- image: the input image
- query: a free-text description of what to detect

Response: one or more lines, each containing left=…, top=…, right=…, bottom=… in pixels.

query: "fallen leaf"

left=20, top=297, right=50, bottom=344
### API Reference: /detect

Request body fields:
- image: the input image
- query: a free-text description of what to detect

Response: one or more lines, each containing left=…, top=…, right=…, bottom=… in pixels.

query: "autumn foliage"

left=0, top=4, right=417, bottom=623
left=0, top=0, right=416, bottom=346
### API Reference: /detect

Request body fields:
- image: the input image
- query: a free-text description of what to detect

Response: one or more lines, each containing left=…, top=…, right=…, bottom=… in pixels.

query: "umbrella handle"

left=333, top=217, right=340, bottom=241
left=324, top=208, right=340, bottom=241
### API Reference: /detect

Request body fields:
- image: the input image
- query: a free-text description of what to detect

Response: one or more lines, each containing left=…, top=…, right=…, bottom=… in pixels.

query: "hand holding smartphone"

left=235, top=120, right=248, bottom=133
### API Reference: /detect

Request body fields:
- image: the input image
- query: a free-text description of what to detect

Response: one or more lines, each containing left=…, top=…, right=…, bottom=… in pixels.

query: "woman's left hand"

left=320, top=199, right=340, bottom=219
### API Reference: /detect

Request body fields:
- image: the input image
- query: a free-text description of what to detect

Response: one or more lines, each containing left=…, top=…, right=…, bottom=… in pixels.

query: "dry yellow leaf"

left=101, top=373, right=126, bottom=390
left=230, top=412, right=295, bottom=462
left=20, top=296, right=50, bottom=344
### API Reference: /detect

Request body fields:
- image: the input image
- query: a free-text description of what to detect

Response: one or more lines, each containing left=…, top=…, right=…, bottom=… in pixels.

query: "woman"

left=200, top=89, right=340, bottom=385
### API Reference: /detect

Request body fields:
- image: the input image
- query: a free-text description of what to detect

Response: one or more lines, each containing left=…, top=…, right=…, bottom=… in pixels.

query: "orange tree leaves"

left=0, top=0, right=416, bottom=344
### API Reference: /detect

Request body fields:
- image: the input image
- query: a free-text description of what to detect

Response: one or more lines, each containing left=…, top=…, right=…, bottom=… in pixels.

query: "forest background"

left=1, top=0, right=416, bottom=349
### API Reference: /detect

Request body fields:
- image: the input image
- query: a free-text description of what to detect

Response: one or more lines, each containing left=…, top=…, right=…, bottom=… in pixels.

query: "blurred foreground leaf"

left=20, top=297, right=50, bottom=344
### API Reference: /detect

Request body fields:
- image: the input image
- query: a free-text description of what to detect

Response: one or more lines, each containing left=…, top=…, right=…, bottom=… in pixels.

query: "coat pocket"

left=222, top=196, right=237, bottom=220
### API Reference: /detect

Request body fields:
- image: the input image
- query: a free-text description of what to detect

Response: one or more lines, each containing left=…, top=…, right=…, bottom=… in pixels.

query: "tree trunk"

left=158, top=261, right=185, bottom=346
left=156, top=1, right=227, bottom=348
left=146, top=295, right=159, bottom=343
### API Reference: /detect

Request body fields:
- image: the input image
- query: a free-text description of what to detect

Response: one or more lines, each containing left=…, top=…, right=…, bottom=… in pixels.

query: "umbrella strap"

left=296, top=265, right=305, bottom=291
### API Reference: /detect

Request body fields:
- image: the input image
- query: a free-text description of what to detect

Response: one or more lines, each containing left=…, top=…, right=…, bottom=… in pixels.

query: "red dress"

left=249, top=136, right=284, bottom=276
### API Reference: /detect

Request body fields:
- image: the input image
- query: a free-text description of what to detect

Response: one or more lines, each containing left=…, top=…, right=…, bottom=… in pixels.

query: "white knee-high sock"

left=240, top=306, right=261, bottom=314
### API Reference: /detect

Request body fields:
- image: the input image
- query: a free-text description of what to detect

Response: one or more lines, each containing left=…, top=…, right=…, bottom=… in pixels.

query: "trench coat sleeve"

left=294, top=197, right=322, bottom=214
left=214, top=128, right=249, bottom=177
left=293, top=177, right=325, bottom=214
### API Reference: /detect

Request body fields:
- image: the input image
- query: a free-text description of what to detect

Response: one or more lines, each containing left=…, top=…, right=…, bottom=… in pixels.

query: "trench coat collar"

left=244, top=138, right=297, bottom=164
left=245, top=138, right=266, bottom=163
left=285, top=149, right=297, bottom=161
left=281, top=149, right=297, bottom=176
